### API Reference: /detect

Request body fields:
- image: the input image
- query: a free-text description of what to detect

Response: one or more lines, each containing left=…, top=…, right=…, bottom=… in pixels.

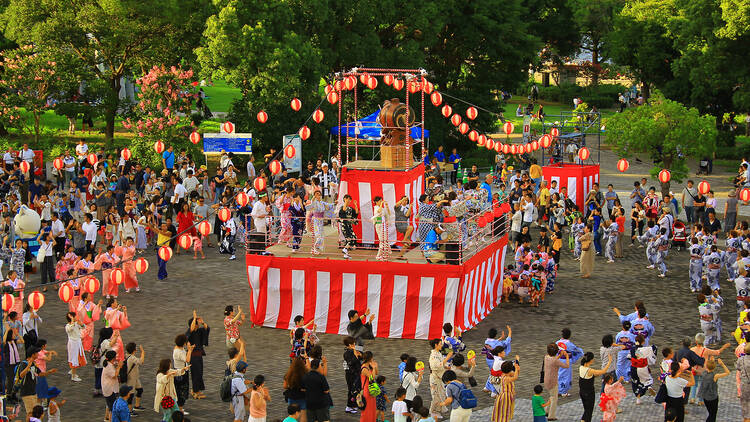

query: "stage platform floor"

left=343, top=159, right=423, bottom=171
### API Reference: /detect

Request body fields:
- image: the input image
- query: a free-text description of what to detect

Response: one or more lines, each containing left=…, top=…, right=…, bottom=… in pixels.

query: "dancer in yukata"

left=614, top=321, right=635, bottom=382
left=629, top=334, right=656, bottom=405
left=633, top=220, right=658, bottom=268
left=688, top=238, right=705, bottom=292
left=307, top=190, right=336, bottom=255
left=275, top=186, right=294, bottom=247
left=725, top=230, right=741, bottom=281
left=116, top=238, right=139, bottom=293
left=95, top=245, right=121, bottom=298
left=338, top=194, right=359, bottom=259
left=556, top=328, right=583, bottom=397
left=604, top=220, right=618, bottom=263
left=482, top=326, right=511, bottom=394
left=703, top=245, right=723, bottom=290
left=698, top=291, right=723, bottom=345
left=371, top=196, right=391, bottom=261
left=104, top=298, right=131, bottom=362
left=76, top=293, right=102, bottom=351
left=652, top=227, right=669, bottom=277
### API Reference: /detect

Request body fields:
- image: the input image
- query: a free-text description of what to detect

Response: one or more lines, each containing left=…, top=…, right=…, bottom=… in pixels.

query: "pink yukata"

left=76, top=300, right=102, bottom=351
left=104, top=307, right=130, bottom=362
left=71, top=259, right=94, bottom=312
left=95, top=251, right=121, bottom=297
left=115, top=245, right=138, bottom=291
left=3, top=277, right=24, bottom=315
left=600, top=380, right=627, bottom=421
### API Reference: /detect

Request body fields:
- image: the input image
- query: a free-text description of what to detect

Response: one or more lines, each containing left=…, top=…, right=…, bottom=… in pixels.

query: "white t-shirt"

left=51, top=219, right=65, bottom=237
left=20, top=149, right=34, bottom=163
left=82, top=221, right=98, bottom=243
left=665, top=375, right=688, bottom=398
left=75, top=143, right=88, bottom=158
left=3, top=152, right=14, bottom=165
left=523, top=202, right=534, bottom=223
left=251, top=201, right=268, bottom=233
left=173, top=183, right=187, bottom=201
left=183, top=176, right=199, bottom=193
left=392, top=400, right=408, bottom=422
left=63, top=156, right=76, bottom=172
left=511, top=210, right=522, bottom=232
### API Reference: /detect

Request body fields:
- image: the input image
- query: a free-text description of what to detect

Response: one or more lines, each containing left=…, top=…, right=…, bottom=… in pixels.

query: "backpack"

left=451, top=381, right=477, bottom=409
left=13, top=361, right=28, bottom=392
left=220, top=374, right=242, bottom=402
left=367, top=375, right=381, bottom=397
left=118, top=355, right=134, bottom=383
left=355, top=389, right=367, bottom=410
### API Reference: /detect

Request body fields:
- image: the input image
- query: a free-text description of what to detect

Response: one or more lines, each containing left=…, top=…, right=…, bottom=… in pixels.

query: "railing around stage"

left=243, top=208, right=509, bottom=265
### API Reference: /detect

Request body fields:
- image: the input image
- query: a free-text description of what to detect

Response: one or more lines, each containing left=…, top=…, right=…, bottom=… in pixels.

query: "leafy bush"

left=536, top=83, right=628, bottom=108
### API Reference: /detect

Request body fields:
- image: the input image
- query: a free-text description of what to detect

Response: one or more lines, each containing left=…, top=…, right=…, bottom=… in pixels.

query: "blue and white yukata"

left=636, top=226, right=658, bottom=266
left=604, top=221, right=618, bottom=261
left=736, top=275, right=750, bottom=315
left=630, top=317, right=655, bottom=345
left=615, top=329, right=635, bottom=381
left=725, top=237, right=741, bottom=281
left=704, top=251, right=723, bottom=290
left=699, top=295, right=723, bottom=345
left=307, top=199, right=335, bottom=254
left=571, top=222, right=584, bottom=258
left=555, top=338, right=583, bottom=395
left=653, top=234, right=669, bottom=275
left=482, top=336, right=511, bottom=393
left=689, top=244, right=705, bottom=292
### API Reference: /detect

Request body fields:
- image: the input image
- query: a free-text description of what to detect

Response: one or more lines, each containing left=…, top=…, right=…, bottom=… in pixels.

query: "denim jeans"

left=684, top=206, right=694, bottom=223
left=593, top=231, right=602, bottom=254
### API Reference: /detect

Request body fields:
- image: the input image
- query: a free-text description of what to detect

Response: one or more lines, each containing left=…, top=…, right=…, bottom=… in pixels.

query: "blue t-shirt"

left=162, top=150, right=175, bottom=169
left=398, top=361, right=406, bottom=380
left=448, top=153, right=461, bottom=170
left=423, top=154, right=431, bottom=167
left=422, top=229, right=439, bottom=251
left=282, top=418, right=298, bottom=422
left=593, top=215, right=601, bottom=232
left=434, top=150, right=446, bottom=163
left=481, top=182, right=492, bottom=202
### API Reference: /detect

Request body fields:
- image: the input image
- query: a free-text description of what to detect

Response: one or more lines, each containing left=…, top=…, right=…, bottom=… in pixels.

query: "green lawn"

left=201, top=79, right=242, bottom=112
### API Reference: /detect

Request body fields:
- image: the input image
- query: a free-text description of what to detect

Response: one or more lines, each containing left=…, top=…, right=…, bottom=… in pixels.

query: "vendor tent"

left=330, top=110, right=429, bottom=140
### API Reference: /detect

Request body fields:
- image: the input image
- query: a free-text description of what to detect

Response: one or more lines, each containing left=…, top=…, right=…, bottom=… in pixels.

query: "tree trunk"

left=591, top=46, right=599, bottom=86
left=641, top=82, right=650, bottom=100
left=33, top=111, right=40, bottom=144
left=105, top=76, right=122, bottom=141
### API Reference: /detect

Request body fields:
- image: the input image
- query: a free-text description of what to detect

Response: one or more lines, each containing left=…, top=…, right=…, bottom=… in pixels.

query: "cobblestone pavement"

left=24, top=157, right=746, bottom=421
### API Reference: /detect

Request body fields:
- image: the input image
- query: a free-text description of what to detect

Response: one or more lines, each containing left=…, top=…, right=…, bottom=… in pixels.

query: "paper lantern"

left=415, top=361, right=425, bottom=371
left=19, top=161, right=29, bottom=173
left=658, top=169, right=671, bottom=184
left=218, top=207, right=232, bottom=222
left=284, top=144, right=296, bottom=159
left=83, top=277, right=100, bottom=294
left=617, top=158, right=629, bottom=172
left=154, top=140, right=165, bottom=154
left=466, top=107, right=478, bottom=120
left=540, top=134, right=552, bottom=148
left=494, top=142, right=502, bottom=152
left=392, top=79, right=404, bottom=91
left=511, top=144, right=518, bottom=154
left=236, top=191, right=249, bottom=207
left=383, top=74, right=394, bottom=86
left=486, top=139, right=495, bottom=150
left=253, top=177, right=267, bottom=192
left=269, top=160, right=282, bottom=175
left=189, top=131, right=201, bottom=144
left=110, top=268, right=124, bottom=285
left=740, top=188, right=750, bottom=202
left=134, top=257, right=149, bottom=274
left=468, top=130, right=478, bottom=142
left=312, top=109, right=324, bottom=123
left=87, top=153, right=97, bottom=166
left=178, top=234, right=193, bottom=250
left=256, top=110, right=268, bottom=123
left=158, top=246, right=173, bottom=262
left=550, top=127, right=560, bottom=137
left=493, top=207, right=503, bottom=217
left=53, top=158, right=64, bottom=170
left=503, top=122, right=514, bottom=135
left=430, top=91, right=443, bottom=107
left=422, top=81, right=433, bottom=94
left=441, top=105, right=452, bottom=118
left=450, top=114, right=462, bottom=127
left=58, top=283, right=74, bottom=303
left=27, top=291, right=44, bottom=310
left=345, top=76, right=356, bottom=90
left=502, top=144, right=510, bottom=154
left=478, top=215, right=487, bottom=228
left=531, top=140, right=539, bottom=151
left=326, top=91, right=339, bottom=105
left=2, top=293, right=13, bottom=312
left=477, top=134, right=487, bottom=147
left=197, top=221, right=212, bottom=237
left=359, top=73, right=370, bottom=84
left=222, top=121, right=235, bottom=133
left=298, top=125, right=311, bottom=140
left=458, top=122, right=469, bottom=134
left=121, top=148, right=132, bottom=160
left=290, top=98, right=302, bottom=111
left=578, top=147, right=590, bottom=161
left=325, top=84, right=333, bottom=95
left=697, top=180, right=710, bottom=195
left=366, top=77, right=377, bottom=90
left=334, top=80, right=344, bottom=91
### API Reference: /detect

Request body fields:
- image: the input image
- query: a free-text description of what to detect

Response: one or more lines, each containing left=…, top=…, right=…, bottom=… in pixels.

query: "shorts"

left=231, top=401, right=247, bottom=421
left=287, top=398, right=307, bottom=409
left=105, top=393, right=118, bottom=410
left=226, top=336, right=238, bottom=348
left=307, top=406, right=331, bottom=422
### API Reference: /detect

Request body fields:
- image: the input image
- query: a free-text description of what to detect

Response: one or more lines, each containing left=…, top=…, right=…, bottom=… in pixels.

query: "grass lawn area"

left=201, top=79, right=242, bottom=112
left=497, top=98, right=615, bottom=136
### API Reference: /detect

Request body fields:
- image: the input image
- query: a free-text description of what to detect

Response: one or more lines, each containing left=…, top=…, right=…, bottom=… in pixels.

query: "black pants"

left=450, top=170, right=457, bottom=185
left=580, top=392, right=595, bottom=422
left=665, top=396, right=684, bottom=422
left=190, top=354, right=204, bottom=392
left=54, top=237, right=66, bottom=260
left=40, top=255, right=56, bottom=285
left=630, top=219, right=643, bottom=241
left=445, top=242, right=460, bottom=265
left=704, top=398, right=718, bottom=422
left=127, top=387, right=144, bottom=404
left=345, top=370, right=360, bottom=409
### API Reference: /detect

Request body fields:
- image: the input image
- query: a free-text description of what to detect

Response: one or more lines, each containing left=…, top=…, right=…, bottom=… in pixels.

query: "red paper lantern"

left=325, top=84, right=333, bottom=95
left=284, top=144, right=296, bottom=159
left=697, top=180, right=710, bottom=194
left=441, top=105, right=452, bottom=118
left=458, top=122, right=469, bottom=134
left=408, top=80, right=421, bottom=94
left=19, top=161, right=29, bottom=173
left=540, top=134, right=552, bottom=148
left=430, top=91, right=443, bottom=107
left=494, top=142, right=502, bottom=152
left=511, top=144, right=518, bottom=154
left=466, top=107, right=478, bottom=120
left=154, top=140, right=165, bottom=154
left=312, top=109, right=324, bottom=124
left=178, top=234, right=193, bottom=250
left=383, top=74, right=394, bottom=86
left=326, top=91, right=339, bottom=105
left=298, top=125, right=311, bottom=140
left=189, top=131, right=201, bottom=144
left=366, top=77, right=378, bottom=90
left=550, top=127, right=560, bottom=137
left=359, top=73, right=370, bottom=84
left=83, top=277, right=100, bottom=294
left=344, top=76, right=356, bottom=90
left=27, top=290, right=44, bottom=310
left=450, top=114, right=462, bottom=127
left=658, top=169, right=671, bottom=184
left=2, top=293, right=13, bottom=312
left=110, top=268, right=125, bottom=285
left=269, top=160, right=282, bottom=175
left=486, top=139, right=495, bottom=150
left=502, top=144, right=510, bottom=154
left=478, top=216, right=487, bottom=228
left=53, top=158, right=64, bottom=170
left=253, top=177, right=267, bottom=192
left=218, top=207, right=232, bottom=222
left=121, top=148, right=132, bottom=160
left=392, top=79, right=404, bottom=91
left=468, top=130, right=478, bottom=142
left=134, top=257, right=149, bottom=274
left=493, top=206, right=503, bottom=217
left=503, top=122, right=514, bottom=135
left=578, top=147, right=590, bottom=161
left=477, top=134, right=487, bottom=147
left=87, top=153, right=98, bottom=166
left=617, top=158, right=629, bottom=172
left=334, top=80, right=344, bottom=91
left=197, top=221, right=212, bottom=237
left=290, top=98, right=302, bottom=111
left=236, top=191, right=249, bottom=207
left=158, top=246, right=173, bottom=262
left=422, top=81, right=434, bottom=94
left=531, top=140, right=539, bottom=151
left=740, top=188, right=750, bottom=202
left=222, top=121, right=235, bottom=133
left=256, top=110, right=268, bottom=123
left=58, top=283, right=73, bottom=303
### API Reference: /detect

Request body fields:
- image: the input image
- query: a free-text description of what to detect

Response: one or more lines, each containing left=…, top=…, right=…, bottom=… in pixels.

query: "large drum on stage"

left=378, top=99, right=415, bottom=146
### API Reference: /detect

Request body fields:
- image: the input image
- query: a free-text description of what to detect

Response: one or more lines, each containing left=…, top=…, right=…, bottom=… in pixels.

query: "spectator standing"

left=682, top=180, right=697, bottom=223
left=303, top=358, right=331, bottom=422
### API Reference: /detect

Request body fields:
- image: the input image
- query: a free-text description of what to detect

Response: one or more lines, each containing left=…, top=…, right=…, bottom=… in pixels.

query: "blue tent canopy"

left=330, top=110, right=429, bottom=140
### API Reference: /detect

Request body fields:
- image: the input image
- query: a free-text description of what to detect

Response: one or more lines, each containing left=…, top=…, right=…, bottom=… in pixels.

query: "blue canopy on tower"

left=330, top=110, right=429, bottom=140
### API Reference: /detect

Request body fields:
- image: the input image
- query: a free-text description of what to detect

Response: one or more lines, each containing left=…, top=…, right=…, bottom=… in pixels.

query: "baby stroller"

left=672, top=220, right=687, bottom=250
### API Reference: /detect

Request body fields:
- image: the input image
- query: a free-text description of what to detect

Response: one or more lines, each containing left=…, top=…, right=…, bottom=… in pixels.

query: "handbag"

left=468, top=376, right=478, bottom=387
left=654, top=382, right=668, bottom=404
left=539, top=357, right=545, bottom=384
left=35, top=243, right=47, bottom=263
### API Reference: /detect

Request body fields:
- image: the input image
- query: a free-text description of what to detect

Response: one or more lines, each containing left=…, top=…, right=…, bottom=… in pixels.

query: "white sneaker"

left=72, top=376, right=82, bottom=382
left=67, top=370, right=72, bottom=375
left=658, top=273, right=666, bottom=278
left=607, top=259, right=615, bottom=263
left=646, top=265, right=654, bottom=269
left=636, top=397, right=641, bottom=405
left=229, top=255, right=236, bottom=260
left=343, top=253, right=351, bottom=259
